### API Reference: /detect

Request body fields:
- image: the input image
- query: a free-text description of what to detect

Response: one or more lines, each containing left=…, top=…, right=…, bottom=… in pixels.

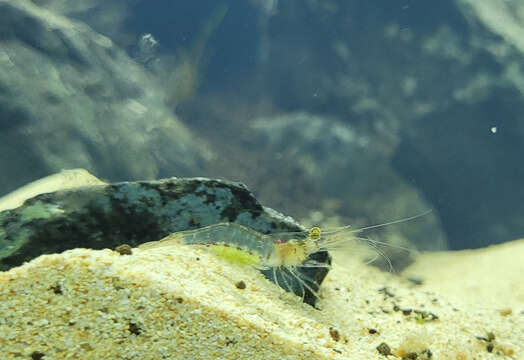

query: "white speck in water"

left=490, top=126, right=497, bottom=134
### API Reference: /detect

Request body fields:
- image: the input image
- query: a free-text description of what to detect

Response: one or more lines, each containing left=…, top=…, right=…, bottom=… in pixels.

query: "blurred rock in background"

left=3, top=0, right=524, bottom=250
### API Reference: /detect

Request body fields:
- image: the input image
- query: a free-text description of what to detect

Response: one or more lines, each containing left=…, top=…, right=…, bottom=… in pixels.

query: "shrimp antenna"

left=279, top=267, right=294, bottom=294
left=348, top=209, right=433, bottom=234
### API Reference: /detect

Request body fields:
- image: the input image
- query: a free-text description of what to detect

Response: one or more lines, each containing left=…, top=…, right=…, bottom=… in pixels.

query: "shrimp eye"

left=309, top=227, right=321, bottom=242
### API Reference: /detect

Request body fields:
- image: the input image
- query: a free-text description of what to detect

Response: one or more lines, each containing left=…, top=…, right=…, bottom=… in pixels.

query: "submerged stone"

left=0, top=176, right=330, bottom=306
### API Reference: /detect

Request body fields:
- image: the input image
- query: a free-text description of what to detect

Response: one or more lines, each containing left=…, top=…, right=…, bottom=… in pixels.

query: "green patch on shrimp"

left=206, top=244, right=263, bottom=266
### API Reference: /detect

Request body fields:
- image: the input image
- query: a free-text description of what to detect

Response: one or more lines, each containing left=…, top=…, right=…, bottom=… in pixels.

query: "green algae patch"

left=20, top=202, right=63, bottom=222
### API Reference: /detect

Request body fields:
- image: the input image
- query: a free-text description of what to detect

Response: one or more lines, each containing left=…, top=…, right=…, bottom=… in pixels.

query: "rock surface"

left=0, top=171, right=329, bottom=305
left=0, top=177, right=300, bottom=262
left=0, top=169, right=105, bottom=212
left=0, top=235, right=521, bottom=359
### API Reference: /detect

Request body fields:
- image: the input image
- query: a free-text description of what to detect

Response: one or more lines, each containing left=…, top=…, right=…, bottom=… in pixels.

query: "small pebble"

left=115, top=244, right=132, bottom=255
left=377, top=342, right=392, bottom=356
left=329, top=327, right=340, bottom=342
left=31, top=352, right=45, bottom=360
left=499, top=308, right=512, bottom=316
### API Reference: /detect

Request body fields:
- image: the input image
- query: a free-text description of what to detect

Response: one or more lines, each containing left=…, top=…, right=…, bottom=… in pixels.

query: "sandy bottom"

left=0, top=169, right=105, bottom=212
left=0, top=236, right=522, bottom=359
left=402, top=239, right=524, bottom=310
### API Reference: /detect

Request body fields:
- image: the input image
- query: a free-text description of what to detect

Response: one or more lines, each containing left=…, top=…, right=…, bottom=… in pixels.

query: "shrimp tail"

left=261, top=249, right=331, bottom=306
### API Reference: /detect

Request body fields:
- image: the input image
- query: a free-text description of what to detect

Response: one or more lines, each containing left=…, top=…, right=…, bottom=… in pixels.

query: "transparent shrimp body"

left=139, top=211, right=429, bottom=305
left=139, top=223, right=326, bottom=268
left=139, top=223, right=331, bottom=304
left=140, top=223, right=287, bottom=268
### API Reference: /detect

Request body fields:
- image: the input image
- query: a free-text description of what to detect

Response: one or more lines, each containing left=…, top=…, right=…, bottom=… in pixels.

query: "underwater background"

left=2, top=0, right=524, bottom=252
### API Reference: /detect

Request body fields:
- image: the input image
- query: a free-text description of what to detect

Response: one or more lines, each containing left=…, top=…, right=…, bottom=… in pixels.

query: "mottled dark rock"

left=0, top=177, right=330, bottom=306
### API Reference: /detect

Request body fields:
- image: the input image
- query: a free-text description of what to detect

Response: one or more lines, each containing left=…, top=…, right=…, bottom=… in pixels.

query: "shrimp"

left=138, top=222, right=328, bottom=303
left=138, top=210, right=431, bottom=304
